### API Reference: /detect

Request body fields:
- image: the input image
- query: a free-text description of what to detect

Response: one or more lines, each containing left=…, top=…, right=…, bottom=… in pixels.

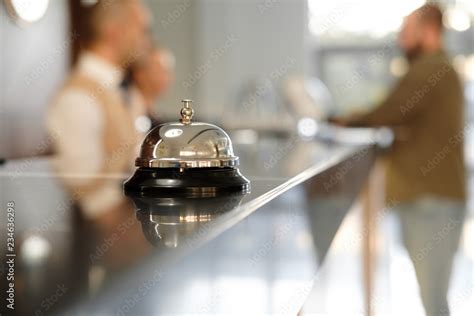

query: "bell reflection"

left=128, top=193, right=247, bottom=248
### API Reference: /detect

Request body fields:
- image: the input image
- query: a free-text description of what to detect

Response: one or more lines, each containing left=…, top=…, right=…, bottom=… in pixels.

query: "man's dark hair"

left=74, top=0, right=135, bottom=47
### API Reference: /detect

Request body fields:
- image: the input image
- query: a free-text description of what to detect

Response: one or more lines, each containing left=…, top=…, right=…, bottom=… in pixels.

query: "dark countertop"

left=0, top=134, right=375, bottom=315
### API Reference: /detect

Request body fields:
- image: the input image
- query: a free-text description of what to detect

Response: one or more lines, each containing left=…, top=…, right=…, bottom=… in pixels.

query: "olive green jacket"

left=349, top=51, right=466, bottom=204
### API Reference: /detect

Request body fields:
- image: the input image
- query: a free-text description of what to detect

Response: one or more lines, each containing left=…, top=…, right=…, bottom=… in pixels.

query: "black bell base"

left=123, top=167, right=250, bottom=197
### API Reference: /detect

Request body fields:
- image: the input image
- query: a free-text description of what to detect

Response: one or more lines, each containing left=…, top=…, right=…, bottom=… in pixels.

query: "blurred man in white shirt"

left=47, top=0, right=151, bottom=218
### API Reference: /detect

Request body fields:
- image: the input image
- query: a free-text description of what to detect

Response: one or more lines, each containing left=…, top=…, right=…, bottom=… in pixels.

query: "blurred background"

left=0, top=0, right=473, bottom=315
left=1, top=0, right=473, bottom=159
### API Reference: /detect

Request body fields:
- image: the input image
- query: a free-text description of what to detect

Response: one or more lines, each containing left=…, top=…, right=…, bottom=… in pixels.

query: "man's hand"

left=328, top=111, right=368, bottom=127
left=328, top=116, right=349, bottom=126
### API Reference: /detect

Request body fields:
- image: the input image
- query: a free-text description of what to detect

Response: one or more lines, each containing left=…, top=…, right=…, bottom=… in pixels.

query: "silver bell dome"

left=135, top=100, right=239, bottom=169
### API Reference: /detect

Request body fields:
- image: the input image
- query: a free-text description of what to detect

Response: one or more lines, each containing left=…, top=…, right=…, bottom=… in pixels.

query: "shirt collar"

left=76, top=52, right=124, bottom=89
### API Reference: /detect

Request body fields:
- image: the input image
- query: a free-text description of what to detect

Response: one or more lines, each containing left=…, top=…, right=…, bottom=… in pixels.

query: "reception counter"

left=0, top=133, right=376, bottom=315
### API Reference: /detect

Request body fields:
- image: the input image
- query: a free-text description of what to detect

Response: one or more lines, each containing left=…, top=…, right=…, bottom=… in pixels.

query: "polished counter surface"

left=0, top=133, right=375, bottom=315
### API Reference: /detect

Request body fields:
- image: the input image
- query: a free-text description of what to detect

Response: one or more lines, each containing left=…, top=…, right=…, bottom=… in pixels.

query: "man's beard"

left=404, top=42, right=424, bottom=63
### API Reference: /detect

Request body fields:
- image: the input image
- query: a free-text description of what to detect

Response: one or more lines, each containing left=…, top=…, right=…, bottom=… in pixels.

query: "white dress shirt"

left=47, top=52, right=145, bottom=218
